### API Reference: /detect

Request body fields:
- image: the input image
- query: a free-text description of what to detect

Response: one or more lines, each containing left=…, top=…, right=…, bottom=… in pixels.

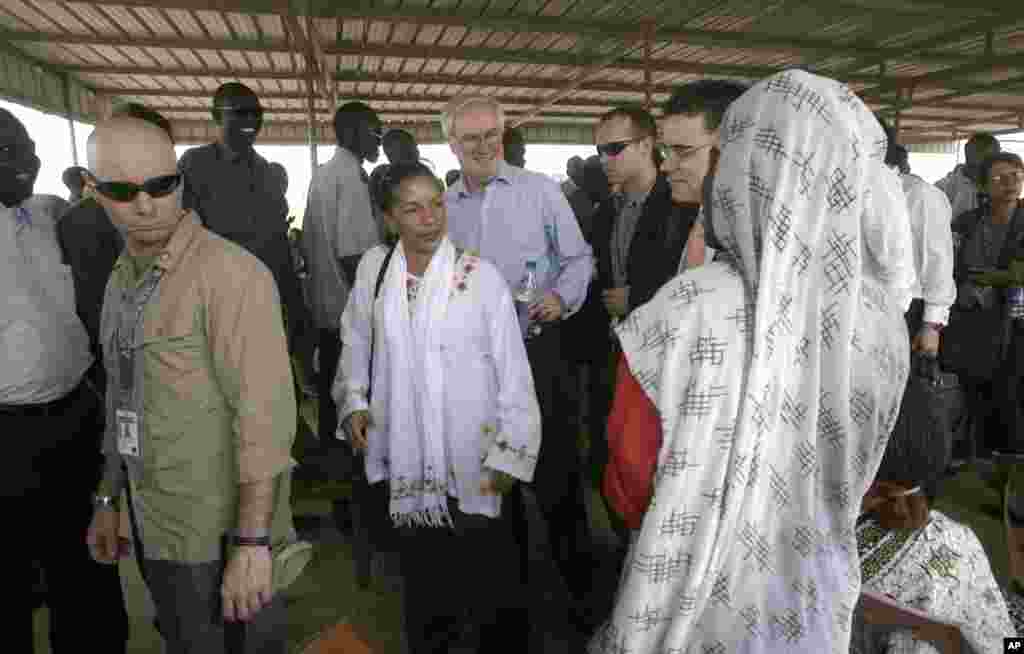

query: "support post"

left=307, top=78, right=317, bottom=171
left=61, top=73, right=80, bottom=165
left=643, top=20, right=654, bottom=110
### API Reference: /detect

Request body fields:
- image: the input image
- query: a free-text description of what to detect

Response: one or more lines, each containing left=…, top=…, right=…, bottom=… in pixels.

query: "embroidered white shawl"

left=335, top=241, right=542, bottom=522
left=591, top=69, right=916, bottom=653
left=373, top=238, right=456, bottom=527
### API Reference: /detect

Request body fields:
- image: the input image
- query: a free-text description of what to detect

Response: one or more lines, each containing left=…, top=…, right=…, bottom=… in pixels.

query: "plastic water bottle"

left=515, top=260, right=542, bottom=340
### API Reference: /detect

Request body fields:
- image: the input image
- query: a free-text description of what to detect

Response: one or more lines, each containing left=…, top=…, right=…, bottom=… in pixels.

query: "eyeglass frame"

left=656, top=142, right=713, bottom=163
left=596, top=137, right=645, bottom=158
left=454, top=128, right=502, bottom=151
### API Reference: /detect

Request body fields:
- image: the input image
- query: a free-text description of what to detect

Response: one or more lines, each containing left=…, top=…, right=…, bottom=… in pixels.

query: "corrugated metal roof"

left=1, top=0, right=1022, bottom=144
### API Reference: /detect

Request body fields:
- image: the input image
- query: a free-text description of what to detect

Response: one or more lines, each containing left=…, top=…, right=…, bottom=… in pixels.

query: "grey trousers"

left=143, top=557, right=287, bottom=654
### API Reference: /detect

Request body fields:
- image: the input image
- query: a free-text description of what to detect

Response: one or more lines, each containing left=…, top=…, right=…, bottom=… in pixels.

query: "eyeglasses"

left=457, top=129, right=502, bottom=150
left=656, top=142, right=713, bottom=162
left=990, top=170, right=1024, bottom=185
left=91, top=173, right=182, bottom=202
left=596, top=138, right=642, bottom=158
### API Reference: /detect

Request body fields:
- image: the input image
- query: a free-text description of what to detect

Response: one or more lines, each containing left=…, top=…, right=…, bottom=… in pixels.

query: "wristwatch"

left=92, top=493, right=119, bottom=511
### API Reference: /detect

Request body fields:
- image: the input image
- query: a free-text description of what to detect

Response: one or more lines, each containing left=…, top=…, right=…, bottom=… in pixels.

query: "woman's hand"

left=345, top=410, right=371, bottom=452
left=480, top=468, right=517, bottom=495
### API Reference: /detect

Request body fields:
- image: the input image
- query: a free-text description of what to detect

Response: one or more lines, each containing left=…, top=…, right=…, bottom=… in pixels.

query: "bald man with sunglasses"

left=85, top=116, right=297, bottom=654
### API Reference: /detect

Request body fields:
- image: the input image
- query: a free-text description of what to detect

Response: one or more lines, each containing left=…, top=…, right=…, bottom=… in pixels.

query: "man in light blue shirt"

left=442, top=95, right=597, bottom=641
left=0, top=108, right=128, bottom=654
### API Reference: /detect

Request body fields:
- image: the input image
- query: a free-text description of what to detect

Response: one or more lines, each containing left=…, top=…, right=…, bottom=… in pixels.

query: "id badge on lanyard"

left=115, top=269, right=163, bottom=459
left=116, top=350, right=141, bottom=458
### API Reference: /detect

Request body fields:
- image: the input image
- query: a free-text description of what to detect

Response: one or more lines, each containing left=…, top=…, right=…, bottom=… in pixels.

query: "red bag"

left=603, top=355, right=662, bottom=530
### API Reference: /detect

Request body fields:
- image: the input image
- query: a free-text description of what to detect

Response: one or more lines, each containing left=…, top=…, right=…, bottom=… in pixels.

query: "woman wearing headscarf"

left=852, top=382, right=1014, bottom=654
left=592, top=69, right=916, bottom=653
left=333, top=162, right=541, bottom=653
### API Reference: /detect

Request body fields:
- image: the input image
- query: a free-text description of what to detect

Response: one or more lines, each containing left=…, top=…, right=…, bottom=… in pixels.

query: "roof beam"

left=94, top=83, right=1024, bottom=116
left=825, top=13, right=1024, bottom=76
left=515, top=37, right=648, bottom=127
left=72, top=0, right=1007, bottom=17
left=0, top=31, right=829, bottom=80
left=0, top=20, right=978, bottom=66
left=900, top=112, right=1023, bottom=134
left=886, top=70, right=1024, bottom=110
left=151, top=105, right=604, bottom=120
left=92, top=70, right=676, bottom=95
left=860, top=52, right=1024, bottom=101
left=124, top=91, right=618, bottom=109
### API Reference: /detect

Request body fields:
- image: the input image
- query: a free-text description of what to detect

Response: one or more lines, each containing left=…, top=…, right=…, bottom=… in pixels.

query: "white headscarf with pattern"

left=591, top=69, right=916, bottom=653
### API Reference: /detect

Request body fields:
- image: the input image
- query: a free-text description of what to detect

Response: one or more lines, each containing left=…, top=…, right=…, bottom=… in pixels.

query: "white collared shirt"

left=902, top=173, right=956, bottom=325
left=1, top=195, right=92, bottom=403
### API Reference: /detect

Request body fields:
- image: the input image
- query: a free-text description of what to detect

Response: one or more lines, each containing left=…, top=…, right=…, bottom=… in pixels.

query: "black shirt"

left=178, top=142, right=307, bottom=337
left=57, top=197, right=124, bottom=392
left=57, top=197, right=123, bottom=348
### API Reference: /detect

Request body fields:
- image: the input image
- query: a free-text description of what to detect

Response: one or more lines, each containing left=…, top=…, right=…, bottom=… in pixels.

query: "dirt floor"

left=32, top=400, right=1013, bottom=653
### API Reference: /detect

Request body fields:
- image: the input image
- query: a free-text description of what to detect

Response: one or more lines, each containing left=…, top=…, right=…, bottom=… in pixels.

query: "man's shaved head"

left=93, top=116, right=176, bottom=182
left=90, top=116, right=185, bottom=256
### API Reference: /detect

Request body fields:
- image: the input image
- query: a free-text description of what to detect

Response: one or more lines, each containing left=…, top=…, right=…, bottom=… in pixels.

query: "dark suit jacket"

left=57, top=197, right=124, bottom=393
left=567, top=174, right=696, bottom=363
left=943, top=203, right=1024, bottom=381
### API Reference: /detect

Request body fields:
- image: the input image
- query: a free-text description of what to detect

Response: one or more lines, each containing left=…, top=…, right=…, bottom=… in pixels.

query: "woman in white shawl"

left=592, top=69, right=917, bottom=653
left=333, top=162, right=541, bottom=654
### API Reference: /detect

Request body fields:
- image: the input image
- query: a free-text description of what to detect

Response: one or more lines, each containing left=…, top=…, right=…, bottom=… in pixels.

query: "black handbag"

left=887, top=353, right=964, bottom=491
left=941, top=304, right=1006, bottom=382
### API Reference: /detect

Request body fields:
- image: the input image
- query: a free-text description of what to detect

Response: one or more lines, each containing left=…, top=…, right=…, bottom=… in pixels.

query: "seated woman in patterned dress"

left=853, top=396, right=1015, bottom=654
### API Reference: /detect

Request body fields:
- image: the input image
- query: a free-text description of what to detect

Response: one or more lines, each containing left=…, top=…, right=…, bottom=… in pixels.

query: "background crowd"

left=5, top=66, right=1023, bottom=654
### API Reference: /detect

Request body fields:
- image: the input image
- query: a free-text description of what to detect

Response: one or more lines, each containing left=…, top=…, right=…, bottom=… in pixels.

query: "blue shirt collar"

left=453, top=160, right=515, bottom=200
left=3, top=201, right=31, bottom=227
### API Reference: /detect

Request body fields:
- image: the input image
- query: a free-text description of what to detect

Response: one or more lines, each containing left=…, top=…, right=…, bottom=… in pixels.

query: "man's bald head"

left=90, top=117, right=185, bottom=256
left=93, top=117, right=177, bottom=182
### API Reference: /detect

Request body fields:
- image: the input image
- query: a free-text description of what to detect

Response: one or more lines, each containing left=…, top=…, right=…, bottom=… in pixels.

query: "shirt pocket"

left=51, top=263, right=76, bottom=313
left=140, top=308, right=220, bottom=446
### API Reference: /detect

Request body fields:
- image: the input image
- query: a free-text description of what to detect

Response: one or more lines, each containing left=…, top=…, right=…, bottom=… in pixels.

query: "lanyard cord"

left=116, top=268, right=165, bottom=354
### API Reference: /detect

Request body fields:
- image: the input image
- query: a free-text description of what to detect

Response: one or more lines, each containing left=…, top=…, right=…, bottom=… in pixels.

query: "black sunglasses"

left=596, top=138, right=642, bottom=158
left=220, top=106, right=263, bottom=119
left=92, top=173, right=182, bottom=202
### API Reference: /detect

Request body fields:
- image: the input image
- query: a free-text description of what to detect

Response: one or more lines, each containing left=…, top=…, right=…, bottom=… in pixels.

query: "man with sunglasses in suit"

left=178, top=82, right=312, bottom=381
left=85, top=116, right=297, bottom=653
left=1, top=108, right=129, bottom=654
left=582, top=105, right=692, bottom=567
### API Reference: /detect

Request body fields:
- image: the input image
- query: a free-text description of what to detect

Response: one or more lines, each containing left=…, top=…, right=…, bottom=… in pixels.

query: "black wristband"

left=231, top=534, right=271, bottom=548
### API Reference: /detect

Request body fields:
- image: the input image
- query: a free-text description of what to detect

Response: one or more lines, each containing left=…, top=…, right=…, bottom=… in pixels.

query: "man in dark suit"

left=582, top=107, right=695, bottom=542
